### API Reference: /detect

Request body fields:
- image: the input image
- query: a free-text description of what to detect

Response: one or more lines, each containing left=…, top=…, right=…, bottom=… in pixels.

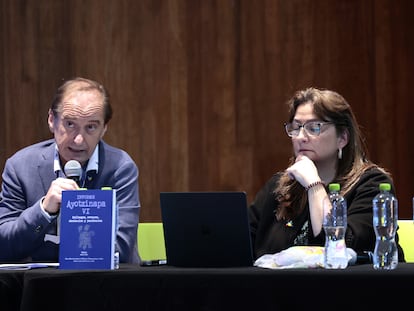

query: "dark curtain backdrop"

left=1, top=0, right=413, bottom=221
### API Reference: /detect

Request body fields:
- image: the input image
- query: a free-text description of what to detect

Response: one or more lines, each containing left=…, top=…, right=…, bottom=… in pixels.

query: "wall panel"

left=1, top=0, right=413, bottom=221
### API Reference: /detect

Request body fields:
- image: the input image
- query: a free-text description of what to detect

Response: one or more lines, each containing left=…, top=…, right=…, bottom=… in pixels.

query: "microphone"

left=64, top=160, right=82, bottom=186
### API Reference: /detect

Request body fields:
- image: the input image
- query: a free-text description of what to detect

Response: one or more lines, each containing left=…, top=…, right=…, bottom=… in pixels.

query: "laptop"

left=160, top=191, right=254, bottom=267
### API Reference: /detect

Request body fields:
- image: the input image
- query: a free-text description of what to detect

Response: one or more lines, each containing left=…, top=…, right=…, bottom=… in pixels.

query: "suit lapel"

left=37, top=142, right=57, bottom=193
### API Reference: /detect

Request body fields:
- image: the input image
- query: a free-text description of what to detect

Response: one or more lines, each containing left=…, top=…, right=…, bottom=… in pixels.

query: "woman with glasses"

left=248, top=87, right=405, bottom=263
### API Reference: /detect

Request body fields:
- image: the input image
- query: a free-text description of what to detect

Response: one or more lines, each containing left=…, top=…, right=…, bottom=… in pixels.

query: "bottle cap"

left=379, top=183, right=391, bottom=191
left=328, top=183, right=340, bottom=192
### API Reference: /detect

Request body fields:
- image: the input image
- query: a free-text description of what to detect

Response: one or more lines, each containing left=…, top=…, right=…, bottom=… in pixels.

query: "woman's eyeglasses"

left=284, top=121, right=333, bottom=137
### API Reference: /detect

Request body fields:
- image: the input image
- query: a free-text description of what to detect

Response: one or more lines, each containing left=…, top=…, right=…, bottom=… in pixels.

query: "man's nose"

left=74, top=133, right=84, bottom=144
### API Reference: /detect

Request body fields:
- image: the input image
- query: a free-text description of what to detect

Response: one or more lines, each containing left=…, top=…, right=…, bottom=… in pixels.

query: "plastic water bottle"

left=372, top=183, right=398, bottom=270
left=323, top=183, right=348, bottom=269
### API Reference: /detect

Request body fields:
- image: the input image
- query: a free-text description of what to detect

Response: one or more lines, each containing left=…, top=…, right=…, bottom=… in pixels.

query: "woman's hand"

left=286, top=155, right=320, bottom=188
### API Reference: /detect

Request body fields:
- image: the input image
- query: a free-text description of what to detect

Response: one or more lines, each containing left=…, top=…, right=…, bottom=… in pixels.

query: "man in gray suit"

left=0, top=77, right=140, bottom=264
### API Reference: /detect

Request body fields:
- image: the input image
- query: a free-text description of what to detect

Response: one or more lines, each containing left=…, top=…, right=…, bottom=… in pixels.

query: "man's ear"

left=100, top=124, right=108, bottom=139
left=47, top=109, right=55, bottom=133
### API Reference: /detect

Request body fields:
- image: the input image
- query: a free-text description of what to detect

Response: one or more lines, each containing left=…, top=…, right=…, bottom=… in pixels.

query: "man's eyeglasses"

left=284, top=121, right=333, bottom=137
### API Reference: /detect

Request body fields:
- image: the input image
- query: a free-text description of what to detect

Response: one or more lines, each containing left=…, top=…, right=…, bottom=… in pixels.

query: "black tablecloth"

left=1, top=263, right=412, bottom=311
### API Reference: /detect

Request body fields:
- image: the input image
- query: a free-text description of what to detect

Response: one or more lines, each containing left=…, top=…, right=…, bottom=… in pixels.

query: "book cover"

left=59, top=189, right=117, bottom=270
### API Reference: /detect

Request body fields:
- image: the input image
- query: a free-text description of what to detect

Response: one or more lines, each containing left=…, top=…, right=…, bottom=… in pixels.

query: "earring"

left=338, top=148, right=342, bottom=160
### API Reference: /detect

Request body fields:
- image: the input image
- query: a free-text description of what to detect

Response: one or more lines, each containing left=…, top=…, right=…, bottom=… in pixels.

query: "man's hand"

left=42, top=177, right=79, bottom=215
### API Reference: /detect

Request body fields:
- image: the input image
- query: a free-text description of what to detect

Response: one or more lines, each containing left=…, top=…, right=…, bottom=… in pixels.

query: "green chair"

left=398, top=219, right=414, bottom=262
left=137, top=222, right=166, bottom=261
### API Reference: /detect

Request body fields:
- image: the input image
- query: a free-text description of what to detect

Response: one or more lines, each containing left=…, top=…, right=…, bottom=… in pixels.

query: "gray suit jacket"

left=0, top=139, right=140, bottom=263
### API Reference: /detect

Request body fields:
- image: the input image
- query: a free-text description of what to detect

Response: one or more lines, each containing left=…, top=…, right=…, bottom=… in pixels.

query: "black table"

left=1, top=263, right=412, bottom=311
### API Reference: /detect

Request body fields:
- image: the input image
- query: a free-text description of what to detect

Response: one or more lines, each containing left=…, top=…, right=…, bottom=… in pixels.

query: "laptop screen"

left=160, top=191, right=254, bottom=267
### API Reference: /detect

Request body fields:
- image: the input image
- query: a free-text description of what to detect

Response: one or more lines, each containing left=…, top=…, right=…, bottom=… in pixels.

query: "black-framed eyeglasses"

left=284, top=121, right=333, bottom=137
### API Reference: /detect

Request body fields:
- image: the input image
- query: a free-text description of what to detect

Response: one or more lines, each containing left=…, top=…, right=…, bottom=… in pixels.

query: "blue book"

left=59, top=189, right=117, bottom=270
